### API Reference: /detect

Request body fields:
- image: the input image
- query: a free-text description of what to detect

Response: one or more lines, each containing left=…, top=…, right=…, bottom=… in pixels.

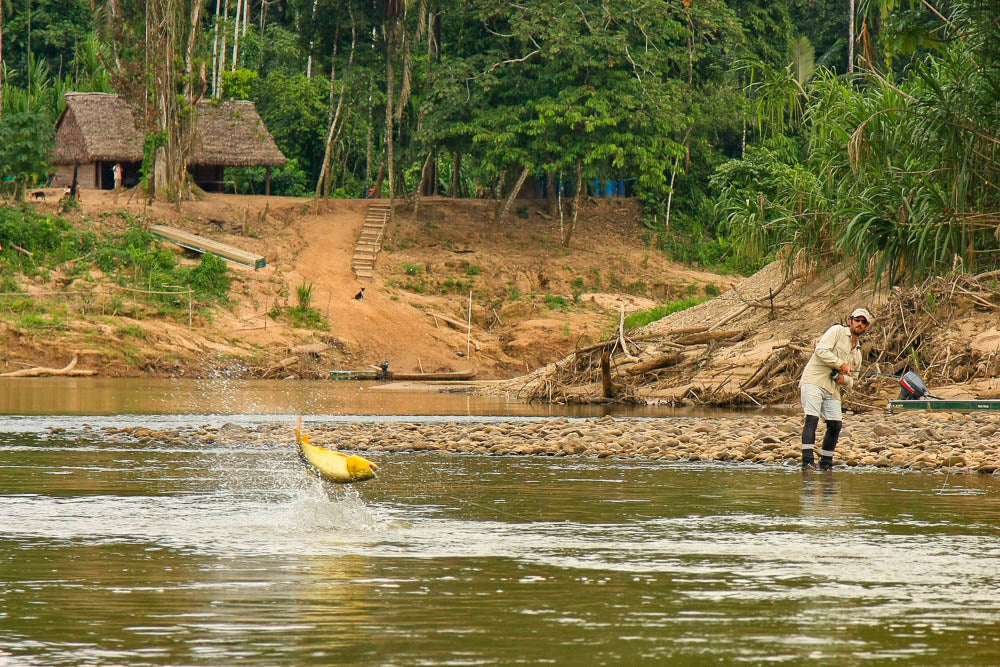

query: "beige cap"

left=851, top=307, right=874, bottom=323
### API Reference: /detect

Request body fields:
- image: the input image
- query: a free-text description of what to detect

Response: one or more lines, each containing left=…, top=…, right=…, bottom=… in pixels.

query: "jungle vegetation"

left=0, top=0, right=997, bottom=284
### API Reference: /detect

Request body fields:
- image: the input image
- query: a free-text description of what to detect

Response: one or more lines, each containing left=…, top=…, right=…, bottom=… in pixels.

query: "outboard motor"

left=898, top=371, right=939, bottom=400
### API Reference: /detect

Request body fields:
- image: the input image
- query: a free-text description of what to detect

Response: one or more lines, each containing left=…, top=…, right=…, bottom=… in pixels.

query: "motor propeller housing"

left=899, top=371, right=929, bottom=400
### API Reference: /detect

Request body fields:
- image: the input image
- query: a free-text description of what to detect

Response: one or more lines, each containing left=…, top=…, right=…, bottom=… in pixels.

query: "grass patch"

left=624, top=297, right=707, bottom=330
left=544, top=294, right=571, bottom=311
left=282, top=282, right=329, bottom=330
left=115, top=324, right=148, bottom=339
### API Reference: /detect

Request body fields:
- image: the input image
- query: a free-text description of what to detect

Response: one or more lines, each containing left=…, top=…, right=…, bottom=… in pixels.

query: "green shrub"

left=186, top=254, right=231, bottom=301
left=544, top=294, right=571, bottom=310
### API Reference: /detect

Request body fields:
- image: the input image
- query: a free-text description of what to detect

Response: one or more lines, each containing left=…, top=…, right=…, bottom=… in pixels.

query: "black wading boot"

left=802, top=449, right=817, bottom=470
left=801, top=415, right=819, bottom=470
left=818, top=420, right=841, bottom=471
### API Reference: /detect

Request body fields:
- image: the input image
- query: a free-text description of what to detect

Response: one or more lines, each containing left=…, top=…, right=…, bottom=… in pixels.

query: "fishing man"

left=799, top=307, right=873, bottom=470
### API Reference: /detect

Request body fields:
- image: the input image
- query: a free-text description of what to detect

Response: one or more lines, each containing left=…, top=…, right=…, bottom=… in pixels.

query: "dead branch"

left=674, top=330, right=746, bottom=345
left=0, top=356, right=96, bottom=377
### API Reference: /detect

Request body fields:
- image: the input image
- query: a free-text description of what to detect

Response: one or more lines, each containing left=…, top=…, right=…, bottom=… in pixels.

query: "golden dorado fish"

left=294, top=419, right=379, bottom=484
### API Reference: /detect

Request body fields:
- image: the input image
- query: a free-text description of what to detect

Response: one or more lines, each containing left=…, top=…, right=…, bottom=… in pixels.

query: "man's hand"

left=839, top=363, right=852, bottom=376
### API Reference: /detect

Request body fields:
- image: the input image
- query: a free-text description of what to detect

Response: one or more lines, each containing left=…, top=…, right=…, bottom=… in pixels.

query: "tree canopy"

left=0, top=0, right=997, bottom=282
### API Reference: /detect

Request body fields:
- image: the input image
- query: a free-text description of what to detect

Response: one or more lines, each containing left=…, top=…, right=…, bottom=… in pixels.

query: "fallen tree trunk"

left=622, top=351, right=682, bottom=376
left=0, top=356, right=97, bottom=377
left=674, top=330, right=746, bottom=346
left=263, top=356, right=299, bottom=378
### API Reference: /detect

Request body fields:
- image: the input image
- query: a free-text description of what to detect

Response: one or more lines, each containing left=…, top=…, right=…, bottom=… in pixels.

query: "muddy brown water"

left=2, top=378, right=999, bottom=665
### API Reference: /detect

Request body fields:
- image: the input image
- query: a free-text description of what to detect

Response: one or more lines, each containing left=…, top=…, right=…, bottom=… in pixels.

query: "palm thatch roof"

left=52, top=93, right=286, bottom=168
left=51, top=92, right=144, bottom=164
left=190, top=100, right=286, bottom=167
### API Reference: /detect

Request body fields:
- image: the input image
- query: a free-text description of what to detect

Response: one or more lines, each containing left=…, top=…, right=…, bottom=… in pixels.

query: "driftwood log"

left=673, top=329, right=746, bottom=346
left=263, top=356, right=299, bottom=378
left=0, top=356, right=97, bottom=377
left=622, top=351, right=683, bottom=376
left=291, top=342, right=328, bottom=355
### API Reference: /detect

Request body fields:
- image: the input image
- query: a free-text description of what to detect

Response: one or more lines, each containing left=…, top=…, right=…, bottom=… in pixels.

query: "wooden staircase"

left=352, top=201, right=390, bottom=281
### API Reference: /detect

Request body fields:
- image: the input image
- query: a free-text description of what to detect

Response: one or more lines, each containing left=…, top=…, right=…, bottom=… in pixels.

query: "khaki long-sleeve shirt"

left=799, top=324, right=862, bottom=400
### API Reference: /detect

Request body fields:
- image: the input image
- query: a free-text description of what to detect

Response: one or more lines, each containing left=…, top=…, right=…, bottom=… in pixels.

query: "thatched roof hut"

left=51, top=92, right=144, bottom=165
left=51, top=92, right=286, bottom=192
left=191, top=100, right=286, bottom=167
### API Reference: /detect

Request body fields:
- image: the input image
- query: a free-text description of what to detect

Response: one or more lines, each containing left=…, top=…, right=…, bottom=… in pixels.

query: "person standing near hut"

left=113, top=163, right=123, bottom=202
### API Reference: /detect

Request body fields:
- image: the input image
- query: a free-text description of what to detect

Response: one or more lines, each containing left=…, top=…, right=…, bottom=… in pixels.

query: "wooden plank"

left=149, top=225, right=265, bottom=269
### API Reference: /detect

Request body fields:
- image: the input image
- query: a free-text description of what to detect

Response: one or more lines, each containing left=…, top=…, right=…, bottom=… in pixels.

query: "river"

left=2, top=378, right=999, bottom=664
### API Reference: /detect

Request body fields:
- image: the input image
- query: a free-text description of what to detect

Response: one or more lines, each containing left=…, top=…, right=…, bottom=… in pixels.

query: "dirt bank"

left=1, top=190, right=734, bottom=379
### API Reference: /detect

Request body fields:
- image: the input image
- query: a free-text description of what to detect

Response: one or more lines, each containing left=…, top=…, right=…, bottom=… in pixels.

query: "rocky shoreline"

left=95, top=410, right=1000, bottom=474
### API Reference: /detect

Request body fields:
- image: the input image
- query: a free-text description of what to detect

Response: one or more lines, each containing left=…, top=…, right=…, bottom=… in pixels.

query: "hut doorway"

left=98, top=161, right=141, bottom=189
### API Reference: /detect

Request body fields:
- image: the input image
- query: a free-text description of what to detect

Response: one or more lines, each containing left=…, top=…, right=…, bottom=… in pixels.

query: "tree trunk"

left=450, top=151, right=461, bottom=197
left=366, top=81, right=374, bottom=192
left=562, top=159, right=583, bottom=247
left=373, top=162, right=386, bottom=197
left=414, top=151, right=432, bottom=216
left=210, top=0, right=221, bottom=97
left=385, top=20, right=397, bottom=201
left=600, top=351, right=618, bottom=398
left=231, top=0, right=242, bottom=70
left=148, top=0, right=203, bottom=205
left=420, top=151, right=437, bottom=196
left=218, top=0, right=228, bottom=87
left=185, top=0, right=204, bottom=100
left=315, top=14, right=355, bottom=200
left=546, top=170, right=557, bottom=216
left=497, top=166, right=529, bottom=224
left=0, top=5, right=4, bottom=123
left=848, top=0, right=855, bottom=75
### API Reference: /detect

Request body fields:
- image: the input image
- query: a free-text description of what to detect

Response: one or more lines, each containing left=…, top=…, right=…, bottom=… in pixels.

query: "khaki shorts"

left=800, top=383, right=842, bottom=421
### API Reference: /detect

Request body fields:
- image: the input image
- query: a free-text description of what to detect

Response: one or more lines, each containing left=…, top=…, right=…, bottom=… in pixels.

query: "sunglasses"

left=852, top=317, right=869, bottom=326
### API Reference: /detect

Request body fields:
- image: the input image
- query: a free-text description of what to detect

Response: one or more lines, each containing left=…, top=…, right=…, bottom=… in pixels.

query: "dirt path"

left=285, top=201, right=473, bottom=374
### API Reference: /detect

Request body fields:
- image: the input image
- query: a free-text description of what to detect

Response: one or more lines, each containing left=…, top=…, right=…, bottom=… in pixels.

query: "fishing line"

left=442, top=494, right=533, bottom=523
left=936, top=472, right=951, bottom=495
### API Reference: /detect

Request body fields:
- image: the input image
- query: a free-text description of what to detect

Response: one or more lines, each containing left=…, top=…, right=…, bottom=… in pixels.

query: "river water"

left=2, top=378, right=999, bottom=665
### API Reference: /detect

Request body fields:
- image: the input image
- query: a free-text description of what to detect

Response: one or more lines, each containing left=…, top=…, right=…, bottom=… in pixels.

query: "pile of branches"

left=515, top=320, right=751, bottom=405
left=712, top=270, right=1000, bottom=410
left=514, top=270, right=1000, bottom=409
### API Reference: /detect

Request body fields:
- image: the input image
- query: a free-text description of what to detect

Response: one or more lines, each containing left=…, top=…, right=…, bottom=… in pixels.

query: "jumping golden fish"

left=294, top=418, right=379, bottom=484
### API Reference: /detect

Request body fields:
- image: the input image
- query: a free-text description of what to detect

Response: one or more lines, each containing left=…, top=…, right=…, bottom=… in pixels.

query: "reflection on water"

left=0, top=377, right=795, bottom=418
left=2, top=422, right=1000, bottom=665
